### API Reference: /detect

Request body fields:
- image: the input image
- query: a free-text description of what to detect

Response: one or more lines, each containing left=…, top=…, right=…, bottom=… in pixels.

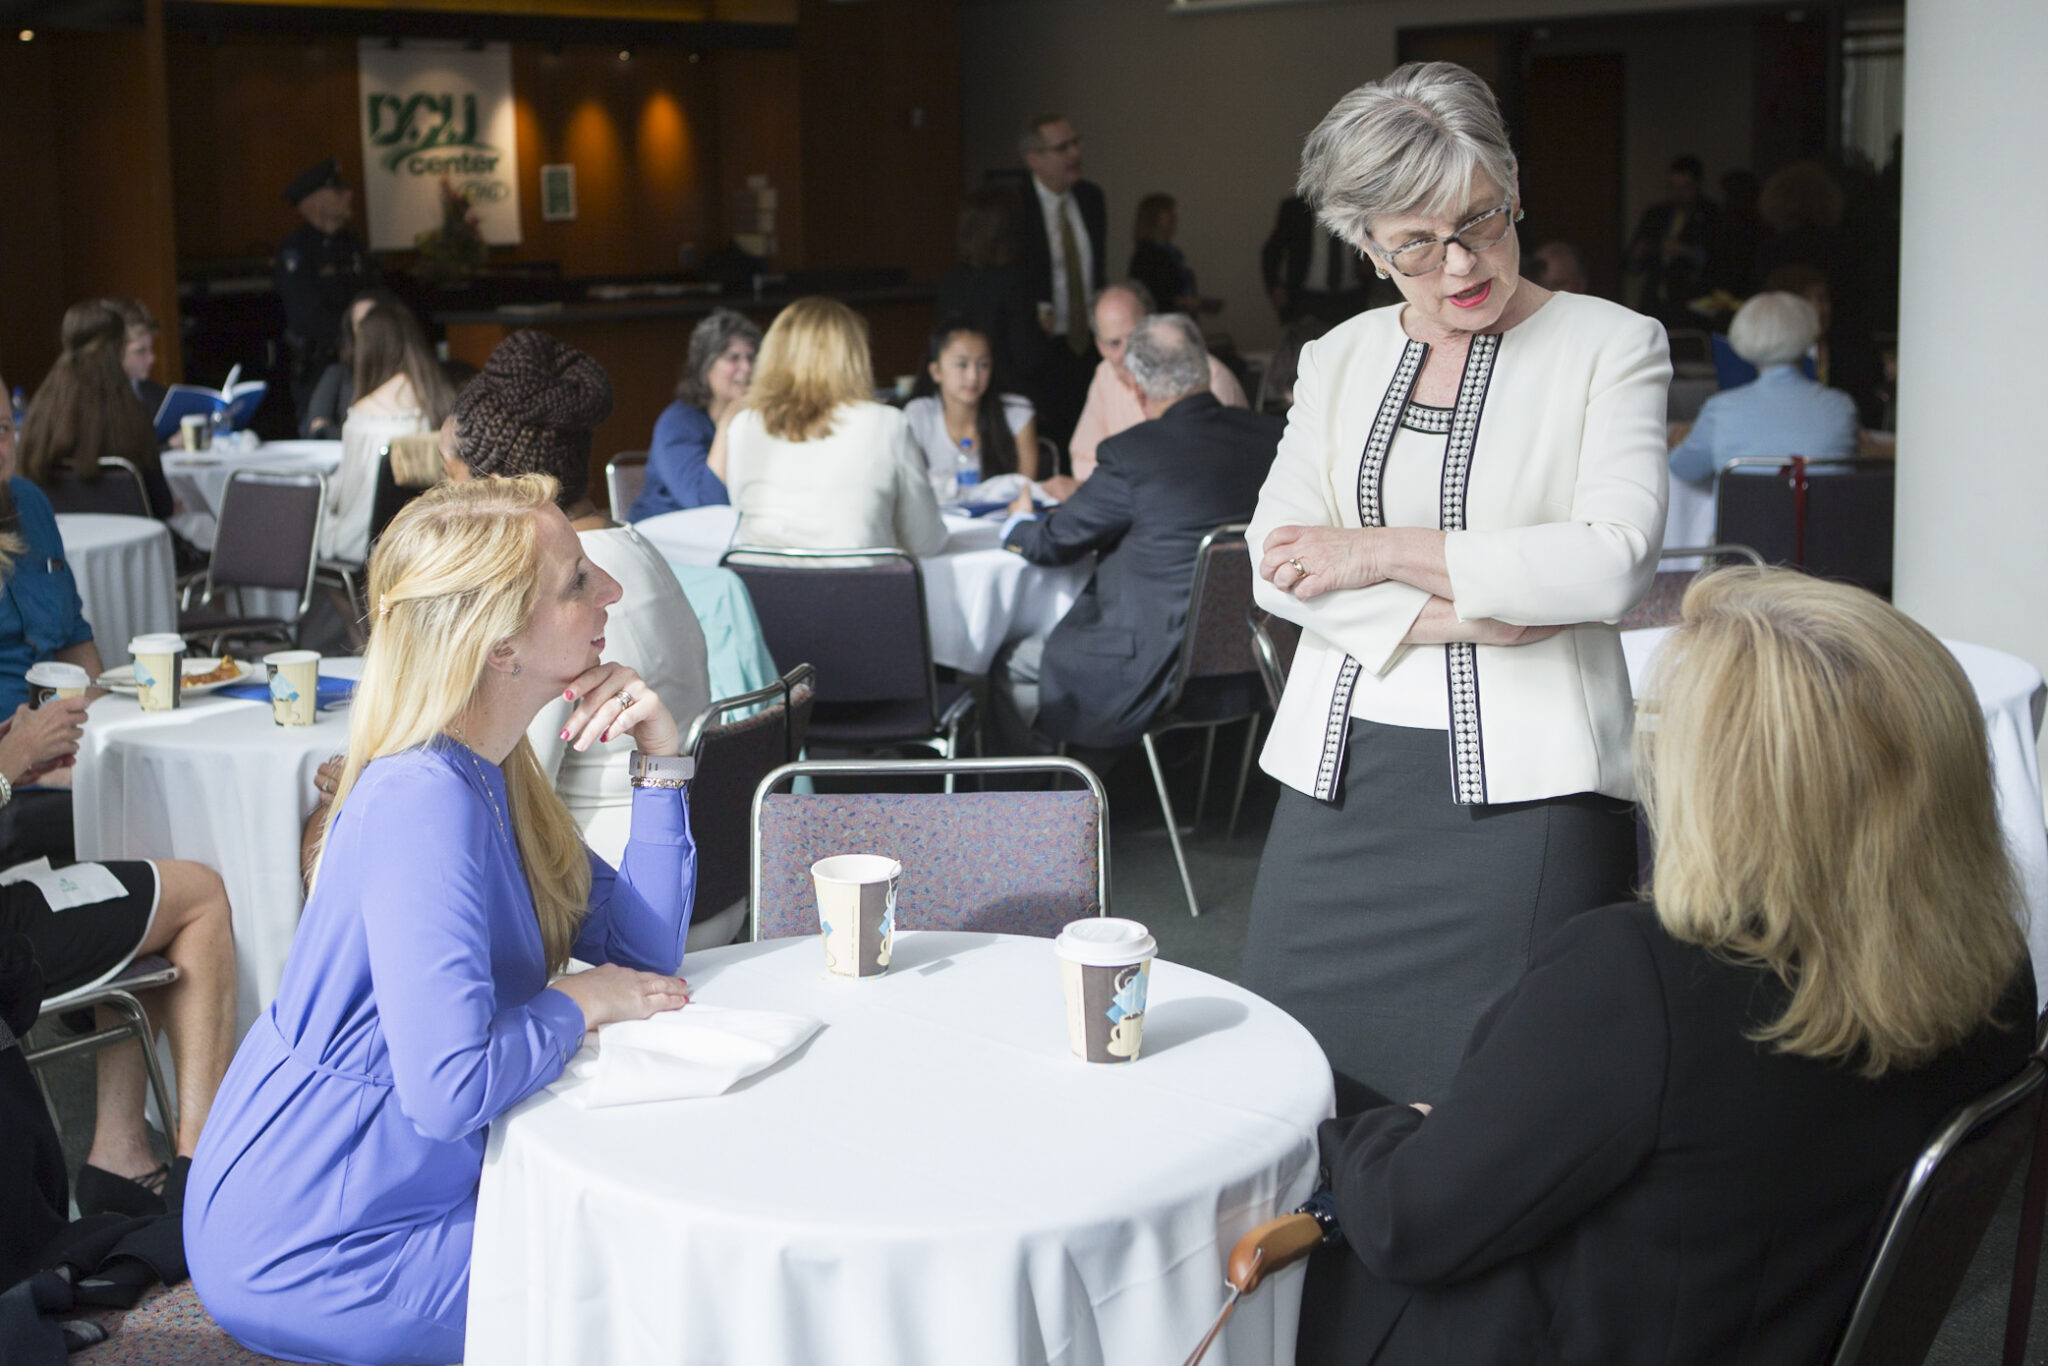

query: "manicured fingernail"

left=560, top=728, right=572, bottom=741
left=563, top=688, right=576, bottom=701
left=599, top=729, right=611, bottom=743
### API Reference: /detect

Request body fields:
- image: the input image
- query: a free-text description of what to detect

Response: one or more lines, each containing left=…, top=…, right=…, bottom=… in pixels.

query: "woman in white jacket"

left=1241, top=62, right=1669, bottom=1109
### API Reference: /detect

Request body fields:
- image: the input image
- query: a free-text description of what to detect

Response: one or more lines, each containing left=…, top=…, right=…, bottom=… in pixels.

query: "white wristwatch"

left=627, top=753, right=694, bottom=789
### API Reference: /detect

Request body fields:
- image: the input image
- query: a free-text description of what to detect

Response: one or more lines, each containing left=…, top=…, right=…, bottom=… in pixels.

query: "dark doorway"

left=1520, top=52, right=1625, bottom=301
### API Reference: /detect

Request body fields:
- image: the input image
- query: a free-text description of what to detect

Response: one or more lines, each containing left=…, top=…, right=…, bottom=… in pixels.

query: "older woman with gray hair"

left=1240, top=61, right=1671, bottom=1109
left=1669, top=291, right=1857, bottom=486
left=627, top=307, right=761, bottom=520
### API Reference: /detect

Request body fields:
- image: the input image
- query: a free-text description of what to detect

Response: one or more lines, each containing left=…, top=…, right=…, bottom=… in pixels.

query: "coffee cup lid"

left=129, top=634, right=187, bottom=655
left=810, top=854, right=902, bottom=884
left=25, top=661, right=89, bottom=686
left=263, top=650, right=321, bottom=666
left=1054, top=917, right=1157, bottom=967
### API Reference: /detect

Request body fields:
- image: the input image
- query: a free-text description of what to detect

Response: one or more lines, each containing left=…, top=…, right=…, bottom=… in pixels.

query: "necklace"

left=447, top=725, right=510, bottom=838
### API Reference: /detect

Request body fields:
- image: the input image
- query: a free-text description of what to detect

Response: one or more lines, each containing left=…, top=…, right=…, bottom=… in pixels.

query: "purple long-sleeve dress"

left=184, top=737, right=695, bottom=1366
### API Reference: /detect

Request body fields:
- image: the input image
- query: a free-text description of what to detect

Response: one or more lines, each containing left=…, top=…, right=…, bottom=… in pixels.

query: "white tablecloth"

left=71, top=655, right=362, bottom=1033
left=469, top=931, right=1334, bottom=1366
left=163, top=440, right=342, bottom=551
left=1624, top=628, right=2048, bottom=1001
left=55, top=513, right=176, bottom=670
left=635, top=506, right=1092, bottom=674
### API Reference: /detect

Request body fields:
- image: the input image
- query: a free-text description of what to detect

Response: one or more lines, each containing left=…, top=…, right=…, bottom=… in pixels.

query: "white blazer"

left=1249, top=293, right=1671, bottom=806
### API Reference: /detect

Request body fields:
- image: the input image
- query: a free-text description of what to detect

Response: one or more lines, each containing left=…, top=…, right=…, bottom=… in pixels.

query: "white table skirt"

left=635, top=506, right=1092, bottom=675
left=71, top=655, right=362, bottom=1034
left=468, top=932, right=1335, bottom=1366
left=163, top=440, right=342, bottom=552
left=55, top=513, right=176, bottom=670
left=1624, top=627, right=2048, bottom=1002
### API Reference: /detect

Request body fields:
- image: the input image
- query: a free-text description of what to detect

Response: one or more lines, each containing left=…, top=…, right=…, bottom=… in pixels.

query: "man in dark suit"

left=993, top=313, right=1282, bottom=752
left=1261, top=194, right=1375, bottom=325
left=1013, top=114, right=1107, bottom=455
left=1625, top=154, right=1720, bottom=328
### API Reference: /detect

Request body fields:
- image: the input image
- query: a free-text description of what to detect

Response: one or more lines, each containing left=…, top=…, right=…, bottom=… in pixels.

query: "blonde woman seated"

left=324, top=298, right=456, bottom=564
left=1297, top=569, right=2033, bottom=1365
left=709, top=296, right=947, bottom=557
left=443, top=331, right=719, bottom=936
left=185, top=476, right=697, bottom=1366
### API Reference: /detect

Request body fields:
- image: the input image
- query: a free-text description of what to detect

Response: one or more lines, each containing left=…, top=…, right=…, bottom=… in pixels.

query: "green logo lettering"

left=366, top=91, right=498, bottom=173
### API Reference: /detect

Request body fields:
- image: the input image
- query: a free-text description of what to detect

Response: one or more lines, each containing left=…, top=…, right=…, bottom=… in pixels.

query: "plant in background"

left=414, top=177, right=488, bottom=280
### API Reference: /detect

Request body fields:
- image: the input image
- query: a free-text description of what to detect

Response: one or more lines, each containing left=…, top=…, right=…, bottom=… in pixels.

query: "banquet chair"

left=749, top=756, right=1108, bottom=942
left=1716, top=458, right=1895, bottom=597
left=24, top=956, right=179, bottom=1149
left=606, top=450, right=649, bottom=517
left=366, top=435, right=440, bottom=547
left=681, top=663, right=816, bottom=951
left=1247, top=606, right=1301, bottom=711
left=1616, top=543, right=1767, bottom=631
left=1141, top=524, right=1265, bottom=919
left=41, top=457, right=153, bottom=519
left=1827, top=1057, right=2047, bottom=1366
left=177, top=469, right=325, bottom=653
left=718, top=546, right=976, bottom=790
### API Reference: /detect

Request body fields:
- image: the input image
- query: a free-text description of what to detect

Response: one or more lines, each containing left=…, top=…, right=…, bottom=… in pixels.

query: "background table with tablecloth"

left=55, top=513, right=176, bottom=669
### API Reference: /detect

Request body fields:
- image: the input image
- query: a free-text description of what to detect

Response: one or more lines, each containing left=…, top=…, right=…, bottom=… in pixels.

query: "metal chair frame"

left=718, top=545, right=975, bottom=790
left=606, top=450, right=650, bottom=518
left=25, top=956, right=180, bottom=1145
left=747, top=755, right=1110, bottom=943
left=97, top=456, right=155, bottom=517
left=1830, top=1059, right=2048, bottom=1366
left=1143, top=523, right=1261, bottom=919
left=682, top=662, right=816, bottom=757
left=181, top=468, right=326, bottom=652
left=1246, top=606, right=1300, bottom=713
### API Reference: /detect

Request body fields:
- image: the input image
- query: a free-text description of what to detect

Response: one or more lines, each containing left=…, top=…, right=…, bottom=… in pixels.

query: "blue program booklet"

left=153, top=364, right=267, bottom=442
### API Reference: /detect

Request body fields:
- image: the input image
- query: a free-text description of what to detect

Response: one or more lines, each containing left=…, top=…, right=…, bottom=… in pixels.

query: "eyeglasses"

left=1367, top=200, right=1517, bottom=278
left=1038, top=135, right=1081, bottom=156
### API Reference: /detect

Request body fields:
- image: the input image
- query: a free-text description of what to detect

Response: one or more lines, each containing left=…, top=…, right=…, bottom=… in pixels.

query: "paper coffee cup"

left=263, top=649, right=319, bottom=727
left=811, top=854, right=899, bottom=978
left=25, top=661, right=89, bottom=708
left=1055, top=918, right=1158, bottom=1064
left=180, top=413, right=211, bottom=451
left=128, top=634, right=186, bottom=712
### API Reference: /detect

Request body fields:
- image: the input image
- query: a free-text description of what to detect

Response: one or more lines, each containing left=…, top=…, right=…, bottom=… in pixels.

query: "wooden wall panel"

left=0, top=40, right=68, bottom=393
left=713, top=48, right=803, bottom=267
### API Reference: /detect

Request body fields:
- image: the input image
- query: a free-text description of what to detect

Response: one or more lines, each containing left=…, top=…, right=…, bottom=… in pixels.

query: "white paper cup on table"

left=25, top=661, right=89, bottom=708
left=179, top=413, right=211, bottom=451
left=263, top=650, right=320, bottom=727
left=1055, top=918, right=1158, bottom=1064
left=811, top=854, right=899, bottom=978
left=128, top=634, right=186, bottom=712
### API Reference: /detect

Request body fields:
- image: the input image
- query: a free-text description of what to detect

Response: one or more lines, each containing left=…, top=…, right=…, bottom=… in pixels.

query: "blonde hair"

left=747, top=296, right=874, bottom=442
left=1641, top=568, right=2025, bottom=1077
left=319, top=475, right=591, bottom=970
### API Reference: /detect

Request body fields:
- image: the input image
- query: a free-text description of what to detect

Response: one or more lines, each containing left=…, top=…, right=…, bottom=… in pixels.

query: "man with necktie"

left=1013, top=114, right=1106, bottom=458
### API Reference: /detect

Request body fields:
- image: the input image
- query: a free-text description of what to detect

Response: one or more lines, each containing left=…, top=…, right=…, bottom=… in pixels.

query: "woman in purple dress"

left=183, top=474, right=698, bottom=1366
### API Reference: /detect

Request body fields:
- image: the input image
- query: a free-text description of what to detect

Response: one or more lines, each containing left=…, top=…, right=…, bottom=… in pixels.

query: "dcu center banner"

left=356, top=40, right=522, bottom=251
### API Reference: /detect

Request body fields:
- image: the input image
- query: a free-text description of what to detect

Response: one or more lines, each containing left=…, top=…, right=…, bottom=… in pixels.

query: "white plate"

left=96, top=658, right=254, bottom=697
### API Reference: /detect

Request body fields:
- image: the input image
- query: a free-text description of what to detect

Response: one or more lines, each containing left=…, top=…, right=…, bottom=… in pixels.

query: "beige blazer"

left=1248, top=293, right=1671, bottom=806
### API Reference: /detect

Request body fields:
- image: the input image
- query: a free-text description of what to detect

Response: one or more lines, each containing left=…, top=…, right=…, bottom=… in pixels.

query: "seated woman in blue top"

left=184, top=474, right=697, bottom=1366
left=627, top=308, right=760, bottom=520
left=1669, top=290, right=1858, bottom=486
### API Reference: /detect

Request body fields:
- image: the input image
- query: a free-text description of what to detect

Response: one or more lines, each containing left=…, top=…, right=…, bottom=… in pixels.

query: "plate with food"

left=96, top=656, right=252, bottom=696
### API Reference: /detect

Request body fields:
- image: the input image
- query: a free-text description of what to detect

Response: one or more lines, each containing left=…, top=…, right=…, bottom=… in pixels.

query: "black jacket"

left=1014, top=179, right=1107, bottom=324
left=1301, top=902, right=2036, bottom=1366
left=933, top=263, right=1058, bottom=393
left=1002, top=392, right=1280, bottom=748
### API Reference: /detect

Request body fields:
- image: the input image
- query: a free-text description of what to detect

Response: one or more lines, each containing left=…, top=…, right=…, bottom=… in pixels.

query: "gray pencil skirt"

left=1239, top=719, right=1637, bottom=1110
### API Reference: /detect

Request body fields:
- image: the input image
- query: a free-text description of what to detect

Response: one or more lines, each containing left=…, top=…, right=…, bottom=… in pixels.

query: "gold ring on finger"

left=1289, top=556, right=1310, bottom=577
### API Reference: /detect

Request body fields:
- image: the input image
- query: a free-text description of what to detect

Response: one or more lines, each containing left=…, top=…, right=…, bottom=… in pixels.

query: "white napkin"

left=0, top=857, right=128, bottom=911
left=552, top=1005, right=822, bottom=1108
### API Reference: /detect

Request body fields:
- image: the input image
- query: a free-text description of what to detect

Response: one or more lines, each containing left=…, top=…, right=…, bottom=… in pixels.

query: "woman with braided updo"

left=185, top=474, right=699, bottom=1366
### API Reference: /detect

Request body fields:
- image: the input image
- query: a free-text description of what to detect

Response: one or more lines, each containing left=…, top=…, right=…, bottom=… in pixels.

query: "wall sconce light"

left=18, top=29, right=33, bottom=41
left=618, top=47, right=633, bottom=62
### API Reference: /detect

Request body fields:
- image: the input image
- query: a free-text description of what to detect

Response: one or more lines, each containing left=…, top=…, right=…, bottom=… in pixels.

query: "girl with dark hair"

left=933, top=186, right=1057, bottom=418
left=324, top=298, right=457, bottom=563
left=902, top=319, right=1039, bottom=500
left=301, top=286, right=405, bottom=439
left=18, top=301, right=176, bottom=520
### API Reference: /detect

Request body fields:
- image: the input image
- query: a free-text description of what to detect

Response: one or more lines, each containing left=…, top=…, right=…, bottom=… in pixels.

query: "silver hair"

left=1017, top=114, right=1065, bottom=161
left=1086, top=278, right=1157, bottom=334
left=1728, top=291, right=1821, bottom=369
left=677, top=308, right=762, bottom=406
left=1123, top=313, right=1209, bottom=403
left=1297, top=61, right=1518, bottom=254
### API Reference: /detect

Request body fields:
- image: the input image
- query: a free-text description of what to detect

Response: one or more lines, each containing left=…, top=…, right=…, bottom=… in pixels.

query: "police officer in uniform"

left=276, top=158, right=373, bottom=428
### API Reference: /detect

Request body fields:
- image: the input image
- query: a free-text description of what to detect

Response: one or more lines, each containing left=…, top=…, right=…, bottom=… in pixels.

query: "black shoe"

left=74, top=1162, right=169, bottom=1219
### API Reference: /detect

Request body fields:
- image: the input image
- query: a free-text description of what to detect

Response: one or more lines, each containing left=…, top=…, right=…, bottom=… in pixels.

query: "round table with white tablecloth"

left=634, top=505, right=1092, bottom=675
left=54, top=513, right=176, bottom=669
left=467, top=931, right=1333, bottom=1366
left=163, top=439, right=342, bottom=551
left=70, top=655, right=362, bottom=1034
left=1624, top=627, right=2048, bottom=1003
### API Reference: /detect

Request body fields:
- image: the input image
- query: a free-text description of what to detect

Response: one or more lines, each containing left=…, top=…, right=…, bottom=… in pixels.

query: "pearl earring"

left=1375, top=268, right=1390, bottom=280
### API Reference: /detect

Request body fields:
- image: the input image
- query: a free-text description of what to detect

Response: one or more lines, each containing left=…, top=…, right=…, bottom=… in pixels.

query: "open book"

left=152, top=364, right=267, bottom=442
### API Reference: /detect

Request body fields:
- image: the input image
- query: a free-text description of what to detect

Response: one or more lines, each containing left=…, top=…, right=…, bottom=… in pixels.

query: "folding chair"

left=177, top=469, right=324, bottom=653
left=719, top=546, right=975, bottom=789
left=1716, top=457, right=1895, bottom=596
left=1829, top=1058, right=2048, bottom=1366
left=680, top=664, right=815, bottom=951
left=1247, top=606, right=1301, bottom=711
left=1142, top=524, right=1265, bottom=918
left=24, top=956, right=179, bottom=1147
left=1617, top=543, right=1767, bottom=631
left=749, top=756, right=1108, bottom=942
left=41, top=457, right=153, bottom=518
left=367, top=435, right=440, bottom=547
left=606, top=451, right=649, bottom=518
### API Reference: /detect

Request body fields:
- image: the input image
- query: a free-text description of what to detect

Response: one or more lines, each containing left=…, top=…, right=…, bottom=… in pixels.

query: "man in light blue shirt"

left=1670, top=291, right=1858, bottom=486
